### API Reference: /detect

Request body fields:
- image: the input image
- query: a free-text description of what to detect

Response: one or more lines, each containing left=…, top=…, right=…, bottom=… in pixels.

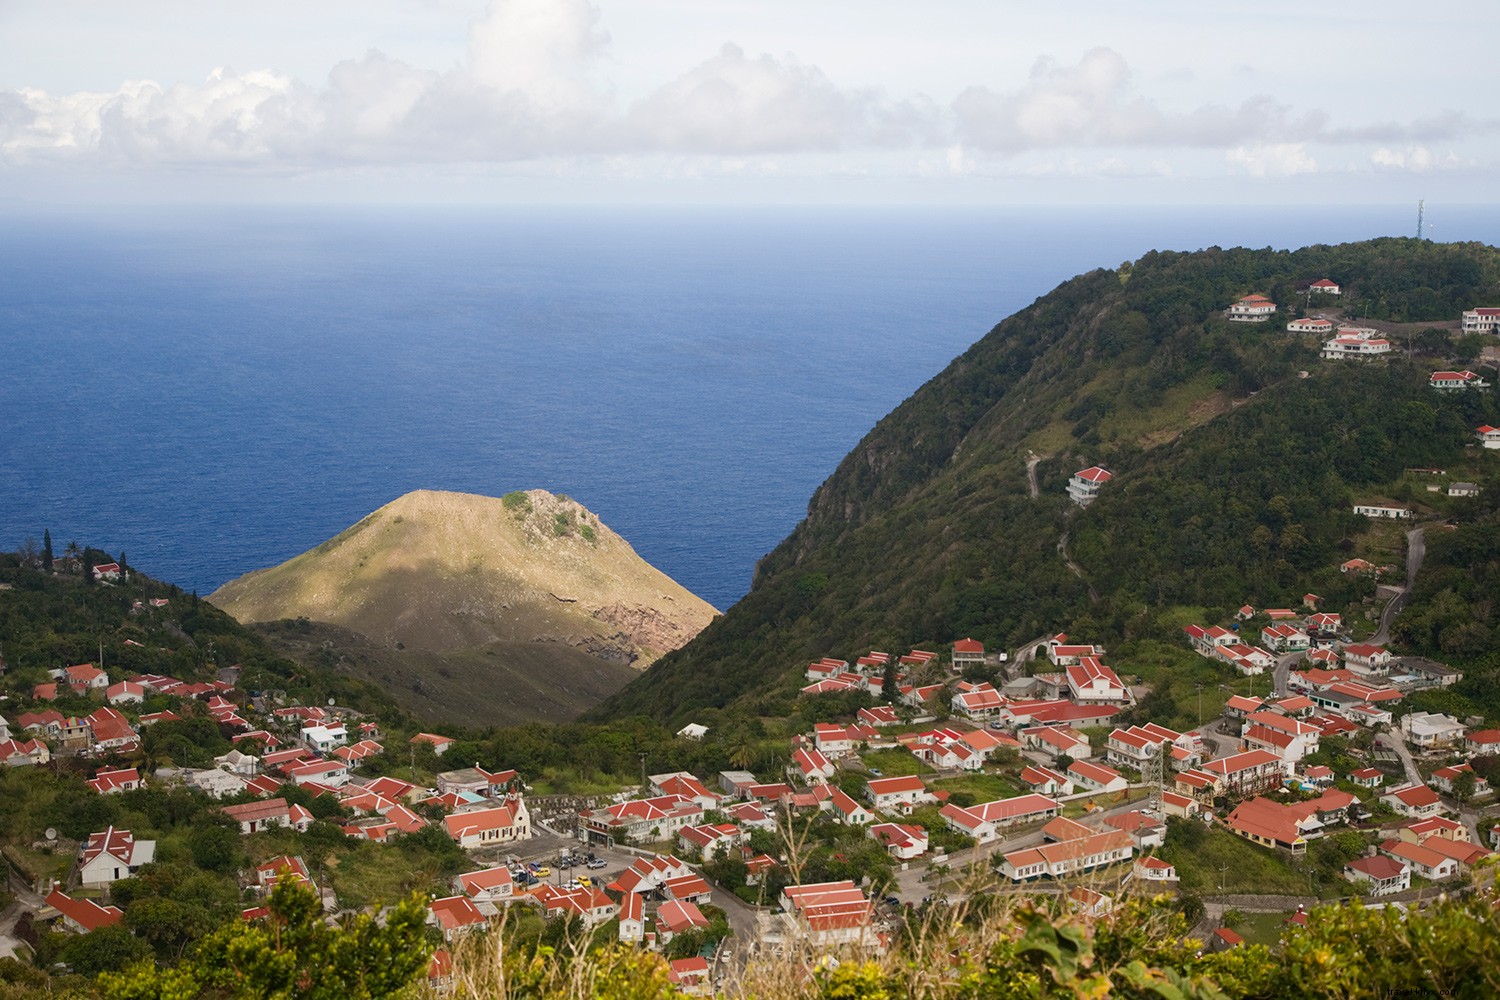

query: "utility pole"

left=638, top=752, right=648, bottom=795
left=1195, top=683, right=1204, bottom=727
left=1219, top=865, right=1229, bottom=894
left=1416, top=199, right=1425, bottom=240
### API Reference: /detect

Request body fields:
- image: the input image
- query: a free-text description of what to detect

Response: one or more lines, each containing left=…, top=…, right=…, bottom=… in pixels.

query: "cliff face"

left=593, top=237, right=1500, bottom=724
left=209, top=488, right=717, bottom=672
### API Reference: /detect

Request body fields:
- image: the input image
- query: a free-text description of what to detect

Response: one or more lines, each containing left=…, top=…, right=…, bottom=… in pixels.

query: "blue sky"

left=2, top=0, right=1496, bottom=204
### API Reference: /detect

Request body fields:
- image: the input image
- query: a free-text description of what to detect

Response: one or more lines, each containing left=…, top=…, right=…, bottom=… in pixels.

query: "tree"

left=42, top=529, right=53, bottom=572
left=1452, top=769, right=1477, bottom=807
left=101, top=877, right=431, bottom=999
left=82, top=547, right=94, bottom=586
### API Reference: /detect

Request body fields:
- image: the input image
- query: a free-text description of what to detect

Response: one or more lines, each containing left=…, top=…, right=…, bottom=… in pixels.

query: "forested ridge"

left=595, top=238, right=1500, bottom=723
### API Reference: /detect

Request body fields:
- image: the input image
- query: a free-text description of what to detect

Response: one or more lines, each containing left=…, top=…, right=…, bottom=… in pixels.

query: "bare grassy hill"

left=209, top=489, right=718, bottom=722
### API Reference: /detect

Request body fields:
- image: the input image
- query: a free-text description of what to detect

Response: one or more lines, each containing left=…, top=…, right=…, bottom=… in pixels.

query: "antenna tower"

left=1416, top=199, right=1424, bottom=240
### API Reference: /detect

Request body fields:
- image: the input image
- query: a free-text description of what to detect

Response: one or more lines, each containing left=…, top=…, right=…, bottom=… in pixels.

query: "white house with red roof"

left=1227, top=294, right=1276, bottom=322
left=1287, top=317, right=1334, bottom=334
left=105, top=681, right=144, bottom=705
left=86, top=767, right=141, bottom=795
left=1461, top=307, right=1500, bottom=333
left=939, top=795, right=1060, bottom=843
left=1183, top=624, right=1237, bottom=657
left=951, top=680, right=1005, bottom=720
left=864, top=774, right=935, bottom=813
left=409, top=732, right=456, bottom=755
left=1067, top=466, right=1113, bottom=507
left=1378, top=839, right=1458, bottom=881
left=454, top=866, right=515, bottom=910
left=284, top=758, right=351, bottom=788
left=58, top=663, right=107, bottom=693
left=858, top=705, right=901, bottom=727
left=1309, top=278, right=1341, bottom=295
left=1066, top=657, right=1130, bottom=704
left=828, top=787, right=876, bottom=826
left=1464, top=729, right=1500, bottom=756
left=667, top=956, right=711, bottom=995
left=1241, top=711, right=1321, bottom=763
left=1260, top=624, right=1310, bottom=653
left=789, top=747, right=836, bottom=786
left=1344, top=855, right=1409, bottom=896
left=45, top=887, right=124, bottom=934
left=951, top=637, right=986, bottom=670
left=1066, top=760, right=1127, bottom=794
left=870, top=822, right=929, bottom=860
left=1000, top=821, right=1134, bottom=880
left=780, top=880, right=878, bottom=948
left=428, top=895, right=487, bottom=941
left=79, top=827, right=155, bottom=886
left=1320, top=327, right=1391, bottom=359
left=1021, top=726, right=1090, bottom=762
left=1430, top=764, right=1488, bottom=798
left=1020, top=765, right=1075, bottom=796
left=1430, top=370, right=1490, bottom=390
left=1476, top=424, right=1500, bottom=449
left=85, top=707, right=137, bottom=753
left=444, top=796, right=532, bottom=848
left=1342, top=643, right=1393, bottom=677
left=677, top=822, right=745, bottom=858
left=1381, top=784, right=1446, bottom=819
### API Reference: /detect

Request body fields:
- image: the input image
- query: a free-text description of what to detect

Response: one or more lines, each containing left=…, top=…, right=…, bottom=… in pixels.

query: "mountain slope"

left=594, top=237, right=1500, bottom=724
left=210, top=489, right=719, bottom=723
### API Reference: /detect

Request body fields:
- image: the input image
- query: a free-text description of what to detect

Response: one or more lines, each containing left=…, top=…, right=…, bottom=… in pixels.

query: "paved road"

left=1372, top=526, right=1425, bottom=646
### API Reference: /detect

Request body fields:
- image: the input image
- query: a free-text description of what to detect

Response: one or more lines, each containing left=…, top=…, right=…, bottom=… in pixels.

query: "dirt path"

left=1025, top=453, right=1041, bottom=499
left=1057, top=531, right=1099, bottom=603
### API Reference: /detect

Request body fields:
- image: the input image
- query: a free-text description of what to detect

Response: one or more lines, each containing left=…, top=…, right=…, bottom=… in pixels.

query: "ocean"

left=3, top=203, right=1498, bottom=611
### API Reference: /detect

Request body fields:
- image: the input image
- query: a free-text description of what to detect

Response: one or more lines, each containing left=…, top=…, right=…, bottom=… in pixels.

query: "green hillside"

left=594, top=237, right=1500, bottom=723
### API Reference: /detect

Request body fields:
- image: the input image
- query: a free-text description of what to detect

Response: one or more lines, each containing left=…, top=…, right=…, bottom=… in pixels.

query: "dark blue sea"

left=3, top=204, right=1497, bottom=611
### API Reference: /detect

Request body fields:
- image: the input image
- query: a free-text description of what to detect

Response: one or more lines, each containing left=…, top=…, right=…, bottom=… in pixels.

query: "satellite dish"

left=327, top=698, right=335, bottom=706
left=45, top=828, right=57, bottom=841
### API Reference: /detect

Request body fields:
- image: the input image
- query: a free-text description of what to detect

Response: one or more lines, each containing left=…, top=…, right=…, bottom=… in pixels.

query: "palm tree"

left=729, top=743, right=758, bottom=771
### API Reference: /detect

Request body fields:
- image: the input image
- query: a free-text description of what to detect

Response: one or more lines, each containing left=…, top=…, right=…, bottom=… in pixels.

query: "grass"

left=324, top=842, right=453, bottom=909
left=1159, top=828, right=1335, bottom=898
left=930, top=773, right=1018, bottom=803
left=1232, top=910, right=1294, bottom=948
left=860, top=749, right=934, bottom=777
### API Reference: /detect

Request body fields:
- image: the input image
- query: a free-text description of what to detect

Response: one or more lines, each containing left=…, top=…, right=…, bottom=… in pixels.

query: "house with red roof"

left=1261, top=623, right=1310, bottom=653
left=857, top=704, right=901, bottom=727
left=284, top=758, right=350, bottom=788
left=86, top=767, right=141, bottom=795
left=1000, top=823, right=1133, bottom=881
left=1342, top=644, right=1393, bottom=677
left=1066, top=759, right=1127, bottom=795
left=409, top=732, right=456, bottom=755
left=1477, top=424, right=1500, bottom=450
left=870, top=822, right=928, bottom=860
left=533, top=884, right=618, bottom=925
left=1067, top=466, right=1113, bottom=507
left=1021, top=725, right=1091, bottom=762
left=1378, top=839, right=1459, bottom=881
left=828, top=787, right=876, bottom=826
left=864, top=774, right=935, bottom=813
left=654, top=899, right=711, bottom=944
left=45, top=887, right=124, bottom=934
left=1133, top=856, right=1179, bottom=883
left=1019, top=765, right=1074, bottom=797
left=677, top=822, right=744, bottom=859
left=1381, top=784, right=1446, bottom=819
left=1430, top=369, right=1490, bottom=390
left=59, top=663, right=108, bottom=693
left=1309, top=278, right=1341, bottom=295
left=428, top=895, right=487, bottom=941
left=79, top=827, right=155, bottom=886
left=667, top=956, right=711, bottom=995
left=789, top=746, right=836, bottom=786
left=454, top=866, right=515, bottom=910
left=0, top=737, right=51, bottom=767
left=106, top=681, right=144, bottom=705
left=444, top=796, right=532, bottom=848
left=780, top=880, right=877, bottom=948
left=1344, top=854, right=1409, bottom=896
left=938, top=794, right=1060, bottom=843
left=951, top=681, right=1005, bottom=720
left=222, top=798, right=314, bottom=835
left=1066, top=657, right=1130, bottom=704
left=1321, top=327, right=1391, bottom=359
left=952, top=637, right=986, bottom=670
left=1227, top=293, right=1276, bottom=322
left=1224, top=796, right=1317, bottom=854
left=1241, top=711, right=1321, bottom=763
left=1287, top=317, right=1334, bottom=334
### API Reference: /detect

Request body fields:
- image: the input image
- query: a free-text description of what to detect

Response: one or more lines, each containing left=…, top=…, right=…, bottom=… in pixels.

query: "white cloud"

left=0, top=2, right=1486, bottom=182
left=1225, top=143, right=1317, bottom=178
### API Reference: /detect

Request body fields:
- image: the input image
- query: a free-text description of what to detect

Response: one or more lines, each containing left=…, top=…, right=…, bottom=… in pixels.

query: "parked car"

left=575, top=876, right=592, bottom=888
left=531, top=865, right=551, bottom=878
left=867, top=767, right=883, bottom=777
left=586, top=858, right=607, bottom=869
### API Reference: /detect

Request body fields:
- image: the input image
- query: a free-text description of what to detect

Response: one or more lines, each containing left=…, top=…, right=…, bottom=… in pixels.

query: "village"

left=4, top=565, right=1500, bottom=994
left=1, top=286, right=1498, bottom=994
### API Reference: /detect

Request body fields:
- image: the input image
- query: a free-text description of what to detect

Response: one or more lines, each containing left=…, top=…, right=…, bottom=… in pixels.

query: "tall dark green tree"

left=82, top=547, right=94, bottom=586
left=42, top=529, right=53, bottom=572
